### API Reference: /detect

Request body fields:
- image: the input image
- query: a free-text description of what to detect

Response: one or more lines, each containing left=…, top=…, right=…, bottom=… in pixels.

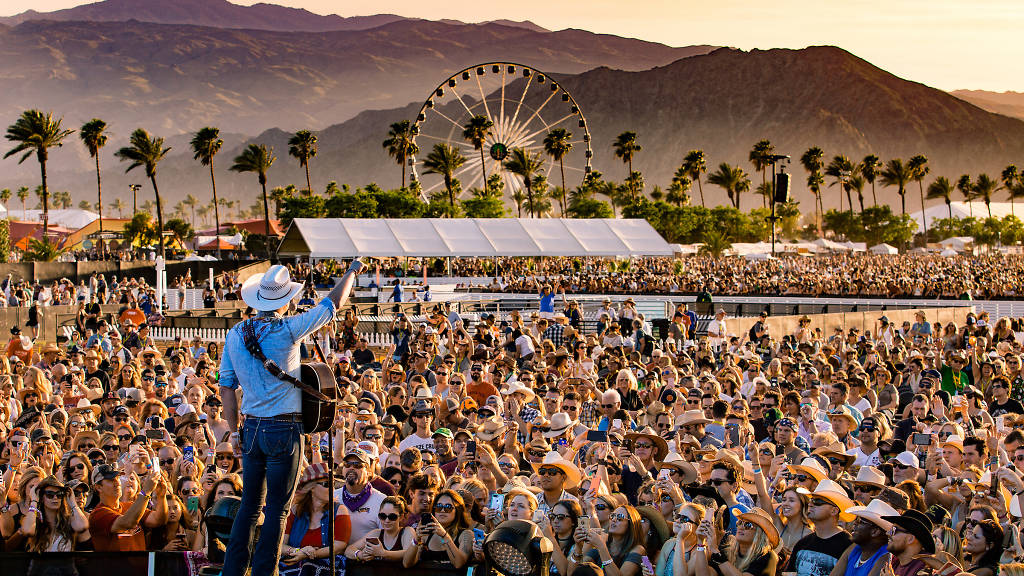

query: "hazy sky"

left=5, top=0, right=1022, bottom=92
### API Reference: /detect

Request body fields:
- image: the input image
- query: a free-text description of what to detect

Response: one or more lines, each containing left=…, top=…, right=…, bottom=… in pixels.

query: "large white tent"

left=10, top=208, right=99, bottom=229
left=910, top=201, right=1021, bottom=231
left=278, top=218, right=674, bottom=258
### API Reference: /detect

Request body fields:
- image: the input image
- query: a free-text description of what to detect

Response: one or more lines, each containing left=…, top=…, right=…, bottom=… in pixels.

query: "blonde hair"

left=735, top=522, right=773, bottom=571
left=504, top=488, right=538, bottom=513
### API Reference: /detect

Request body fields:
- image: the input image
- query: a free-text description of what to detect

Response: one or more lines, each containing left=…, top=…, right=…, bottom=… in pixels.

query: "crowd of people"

left=6, top=256, right=1024, bottom=576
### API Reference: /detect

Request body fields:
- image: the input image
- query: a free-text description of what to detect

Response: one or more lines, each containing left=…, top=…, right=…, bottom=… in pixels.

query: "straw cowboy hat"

left=543, top=413, right=577, bottom=439
left=733, top=508, right=780, bottom=549
left=41, top=343, right=61, bottom=356
left=626, top=427, right=670, bottom=461
left=241, top=264, right=305, bottom=312
left=501, top=380, right=536, bottom=402
left=69, top=398, right=101, bottom=419
left=827, top=407, right=859, bottom=428
left=701, top=448, right=743, bottom=469
left=942, top=435, right=964, bottom=453
left=797, top=478, right=857, bottom=522
left=674, top=409, right=711, bottom=428
left=852, top=466, right=886, bottom=489
left=813, top=442, right=856, bottom=469
left=476, top=416, right=508, bottom=442
left=657, top=451, right=698, bottom=484
left=531, top=451, right=582, bottom=489
left=846, top=499, right=899, bottom=530
left=787, top=457, right=829, bottom=483
left=16, top=387, right=43, bottom=404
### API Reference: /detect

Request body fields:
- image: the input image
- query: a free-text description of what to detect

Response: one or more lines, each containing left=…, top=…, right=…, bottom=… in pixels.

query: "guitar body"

left=299, top=362, right=337, bottom=434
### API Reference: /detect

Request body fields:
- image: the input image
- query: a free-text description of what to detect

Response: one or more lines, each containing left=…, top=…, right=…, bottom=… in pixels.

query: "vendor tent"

left=869, top=243, right=899, bottom=255
left=277, top=218, right=674, bottom=258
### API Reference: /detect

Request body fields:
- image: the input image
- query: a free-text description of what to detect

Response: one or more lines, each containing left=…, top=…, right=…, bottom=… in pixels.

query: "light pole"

left=768, top=154, right=790, bottom=256
left=129, top=184, right=142, bottom=214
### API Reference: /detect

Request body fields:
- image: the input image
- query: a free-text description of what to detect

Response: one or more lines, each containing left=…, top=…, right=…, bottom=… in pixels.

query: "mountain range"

left=950, top=90, right=1024, bottom=121
left=0, top=0, right=547, bottom=33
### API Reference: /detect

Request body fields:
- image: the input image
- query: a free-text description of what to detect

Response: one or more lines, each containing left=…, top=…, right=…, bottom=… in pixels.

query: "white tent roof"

left=812, top=238, right=850, bottom=251
left=910, top=201, right=1019, bottom=230
left=278, top=218, right=674, bottom=258
left=13, top=208, right=99, bottom=229
left=940, top=236, right=973, bottom=250
left=869, top=243, right=899, bottom=255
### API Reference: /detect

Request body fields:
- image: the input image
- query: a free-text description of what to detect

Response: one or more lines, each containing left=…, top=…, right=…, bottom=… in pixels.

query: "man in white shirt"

left=335, top=448, right=385, bottom=543
left=845, top=416, right=881, bottom=467
left=707, top=309, right=728, bottom=353
left=397, top=400, right=436, bottom=454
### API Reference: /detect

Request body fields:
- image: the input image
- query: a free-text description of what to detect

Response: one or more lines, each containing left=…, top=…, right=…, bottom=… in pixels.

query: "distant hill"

left=0, top=0, right=411, bottom=32
left=12, top=46, right=1024, bottom=219
left=0, top=17, right=712, bottom=147
left=951, top=90, right=1024, bottom=120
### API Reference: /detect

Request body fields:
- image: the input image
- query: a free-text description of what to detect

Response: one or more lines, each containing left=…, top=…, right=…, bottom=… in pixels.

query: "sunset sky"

left=5, top=0, right=1022, bottom=92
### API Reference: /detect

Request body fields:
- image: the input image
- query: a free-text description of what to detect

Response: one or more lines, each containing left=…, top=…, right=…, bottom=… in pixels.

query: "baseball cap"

left=355, top=441, right=379, bottom=460
left=344, top=448, right=372, bottom=466
left=432, top=428, right=453, bottom=439
left=894, top=451, right=920, bottom=468
left=91, top=463, right=120, bottom=485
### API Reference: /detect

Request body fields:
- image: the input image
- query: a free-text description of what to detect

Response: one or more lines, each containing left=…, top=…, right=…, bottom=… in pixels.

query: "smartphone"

left=186, top=496, right=200, bottom=514
left=663, top=429, right=677, bottom=440
left=151, top=456, right=160, bottom=470
left=366, top=536, right=381, bottom=546
left=489, top=493, right=505, bottom=511
left=658, top=468, right=671, bottom=480
left=579, top=517, right=590, bottom=531
left=641, top=556, right=654, bottom=574
left=421, top=512, right=434, bottom=526
left=466, top=441, right=477, bottom=458
left=997, top=416, right=1006, bottom=433
left=612, top=419, right=623, bottom=430
left=183, top=446, right=195, bottom=463
left=726, top=424, right=740, bottom=447
left=473, top=527, right=485, bottom=545
left=148, top=416, right=162, bottom=429
left=912, top=433, right=932, bottom=446
left=145, top=429, right=163, bottom=440
left=586, top=430, right=608, bottom=443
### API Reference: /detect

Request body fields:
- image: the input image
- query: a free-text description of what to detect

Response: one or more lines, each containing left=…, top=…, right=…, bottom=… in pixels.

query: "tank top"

left=844, top=545, right=888, bottom=576
left=382, top=527, right=410, bottom=551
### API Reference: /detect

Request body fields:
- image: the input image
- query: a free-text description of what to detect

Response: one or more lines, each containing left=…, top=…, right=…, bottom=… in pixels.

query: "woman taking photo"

left=538, top=499, right=583, bottom=575
left=347, top=495, right=414, bottom=563
left=963, top=519, right=1003, bottom=576
left=403, top=489, right=473, bottom=569
left=695, top=508, right=778, bottom=576
left=656, top=503, right=705, bottom=576
left=21, top=475, right=89, bottom=551
left=571, top=504, right=646, bottom=576
left=279, top=464, right=351, bottom=576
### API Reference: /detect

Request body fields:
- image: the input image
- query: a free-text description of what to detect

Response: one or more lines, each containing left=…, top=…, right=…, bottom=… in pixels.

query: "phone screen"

left=489, top=493, right=505, bottom=511
left=467, top=441, right=477, bottom=457
left=586, top=430, right=608, bottom=443
left=183, top=446, right=195, bottom=463
left=186, top=496, right=200, bottom=514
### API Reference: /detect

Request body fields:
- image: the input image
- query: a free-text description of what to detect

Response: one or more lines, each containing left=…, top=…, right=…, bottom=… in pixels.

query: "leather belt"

left=249, top=413, right=303, bottom=422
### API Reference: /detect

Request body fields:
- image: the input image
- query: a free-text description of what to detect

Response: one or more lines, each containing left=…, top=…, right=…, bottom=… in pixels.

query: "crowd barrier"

left=0, top=553, right=471, bottom=576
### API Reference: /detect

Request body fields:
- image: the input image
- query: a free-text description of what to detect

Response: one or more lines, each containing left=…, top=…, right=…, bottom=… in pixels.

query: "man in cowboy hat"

left=676, top=409, right=723, bottom=449
left=832, top=500, right=898, bottom=576
left=532, top=451, right=581, bottom=514
left=882, top=509, right=935, bottom=576
left=851, top=466, right=886, bottom=505
left=788, top=478, right=855, bottom=576
left=219, top=259, right=364, bottom=576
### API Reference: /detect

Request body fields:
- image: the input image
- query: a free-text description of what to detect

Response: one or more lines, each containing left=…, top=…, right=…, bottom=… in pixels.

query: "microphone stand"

left=328, top=426, right=338, bottom=576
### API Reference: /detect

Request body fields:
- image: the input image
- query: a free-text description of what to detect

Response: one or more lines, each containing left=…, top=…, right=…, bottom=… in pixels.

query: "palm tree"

left=1002, top=165, right=1019, bottom=215
left=230, top=144, right=276, bottom=256
left=16, top=186, right=29, bottom=219
left=423, top=143, right=467, bottom=211
left=110, top=197, right=126, bottom=218
left=383, top=120, right=419, bottom=189
left=0, top=188, right=9, bottom=211
left=79, top=200, right=91, bottom=211
left=613, top=132, right=641, bottom=200
left=849, top=174, right=866, bottom=213
left=973, top=174, right=998, bottom=219
left=707, top=162, right=750, bottom=210
left=269, top=186, right=293, bottom=218
left=681, top=150, right=707, bottom=208
left=288, top=130, right=318, bottom=193
left=800, top=147, right=825, bottom=232
left=196, top=204, right=210, bottom=226
left=543, top=128, right=573, bottom=213
left=183, top=194, right=199, bottom=223
left=861, top=154, right=882, bottom=206
left=879, top=158, right=913, bottom=216
left=79, top=119, right=108, bottom=255
left=926, top=176, right=955, bottom=221
left=667, top=167, right=691, bottom=207
left=825, top=155, right=858, bottom=213
left=956, top=174, right=975, bottom=216
left=698, top=229, right=732, bottom=258
left=115, top=129, right=170, bottom=258
left=908, top=155, right=930, bottom=237
left=503, top=147, right=545, bottom=217
left=749, top=139, right=775, bottom=208
left=190, top=127, right=224, bottom=253
left=462, top=115, right=494, bottom=188
left=4, top=110, right=74, bottom=239
left=807, top=171, right=825, bottom=234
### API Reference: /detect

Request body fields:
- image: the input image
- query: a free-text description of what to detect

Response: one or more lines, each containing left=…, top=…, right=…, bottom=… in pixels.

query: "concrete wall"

left=0, top=260, right=263, bottom=285
left=728, top=306, right=974, bottom=339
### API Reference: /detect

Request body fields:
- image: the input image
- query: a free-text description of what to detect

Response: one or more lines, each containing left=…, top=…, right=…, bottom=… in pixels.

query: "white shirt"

left=398, top=432, right=435, bottom=454
left=515, top=334, right=535, bottom=357
left=846, top=446, right=880, bottom=467
left=707, top=318, right=727, bottom=349
left=335, top=486, right=386, bottom=543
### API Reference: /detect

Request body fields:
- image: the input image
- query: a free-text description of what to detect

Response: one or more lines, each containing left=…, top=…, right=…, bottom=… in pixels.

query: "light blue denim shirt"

left=219, top=298, right=336, bottom=417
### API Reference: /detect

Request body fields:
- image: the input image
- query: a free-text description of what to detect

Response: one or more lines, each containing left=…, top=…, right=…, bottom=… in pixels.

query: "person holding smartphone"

left=346, top=495, right=413, bottom=563
left=403, top=489, right=473, bottom=569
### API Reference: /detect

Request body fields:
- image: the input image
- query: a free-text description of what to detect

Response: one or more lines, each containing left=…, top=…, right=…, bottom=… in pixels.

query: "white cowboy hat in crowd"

left=544, top=413, right=577, bottom=439
left=530, top=451, right=582, bottom=489
left=241, top=265, right=304, bottom=312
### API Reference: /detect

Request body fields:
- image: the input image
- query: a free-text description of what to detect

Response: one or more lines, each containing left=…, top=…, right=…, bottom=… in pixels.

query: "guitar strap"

left=239, top=318, right=335, bottom=404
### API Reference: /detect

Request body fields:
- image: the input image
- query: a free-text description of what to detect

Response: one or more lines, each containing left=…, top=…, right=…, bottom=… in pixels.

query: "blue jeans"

left=221, top=418, right=304, bottom=576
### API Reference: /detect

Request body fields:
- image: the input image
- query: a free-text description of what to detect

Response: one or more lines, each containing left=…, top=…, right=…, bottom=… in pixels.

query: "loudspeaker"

left=774, top=172, right=791, bottom=203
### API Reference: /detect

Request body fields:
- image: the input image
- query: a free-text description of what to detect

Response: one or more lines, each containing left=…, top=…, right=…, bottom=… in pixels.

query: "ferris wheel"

left=409, top=62, right=593, bottom=202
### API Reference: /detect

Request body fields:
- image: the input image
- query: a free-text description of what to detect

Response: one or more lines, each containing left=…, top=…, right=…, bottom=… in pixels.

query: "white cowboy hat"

left=674, top=409, right=712, bottom=428
left=657, top=451, right=698, bottom=484
left=787, top=457, right=829, bottom=483
left=543, top=413, right=577, bottom=438
left=241, top=264, right=304, bottom=312
left=852, top=466, right=886, bottom=488
left=846, top=499, right=899, bottom=530
left=501, top=380, right=536, bottom=402
left=797, top=478, right=857, bottom=522
left=530, top=450, right=582, bottom=489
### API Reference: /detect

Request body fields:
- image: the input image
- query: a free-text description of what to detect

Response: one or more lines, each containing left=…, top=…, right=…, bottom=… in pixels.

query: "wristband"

left=602, top=559, right=613, bottom=566
left=696, top=546, right=706, bottom=552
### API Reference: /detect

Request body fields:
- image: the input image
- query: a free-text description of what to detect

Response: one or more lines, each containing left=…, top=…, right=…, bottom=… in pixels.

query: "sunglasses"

left=434, top=503, right=455, bottom=513
left=859, top=426, right=876, bottom=432
left=79, top=443, right=96, bottom=451
left=179, top=488, right=200, bottom=495
left=738, top=520, right=756, bottom=530
left=709, top=479, right=732, bottom=486
left=610, top=513, right=628, bottom=521
left=378, top=512, right=400, bottom=521
left=809, top=498, right=835, bottom=507
left=528, top=450, right=548, bottom=458
left=73, top=486, right=89, bottom=496
left=43, top=489, right=66, bottom=500
left=68, top=462, right=86, bottom=472
left=600, top=403, right=616, bottom=409
left=537, top=467, right=565, bottom=477
left=791, top=474, right=810, bottom=483
left=115, top=417, right=129, bottom=423
left=102, top=445, right=118, bottom=452
left=117, top=434, right=132, bottom=441
left=854, top=485, right=881, bottom=493
left=365, top=434, right=382, bottom=441
left=595, top=503, right=609, bottom=511
left=634, top=442, right=654, bottom=450
left=160, top=458, right=176, bottom=466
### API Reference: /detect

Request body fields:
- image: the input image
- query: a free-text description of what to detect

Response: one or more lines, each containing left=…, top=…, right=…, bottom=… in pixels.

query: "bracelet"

left=28, top=506, right=38, bottom=513
left=602, top=559, right=613, bottom=566
left=696, top=546, right=706, bottom=552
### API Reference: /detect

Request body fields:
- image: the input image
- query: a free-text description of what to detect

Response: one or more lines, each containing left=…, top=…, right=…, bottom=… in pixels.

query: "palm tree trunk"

left=858, top=193, right=865, bottom=214
left=150, top=175, right=165, bottom=260
left=304, top=162, right=312, bottom=194
left=210, top=163, right=221, bottom=260
left=696, top=178, right=705, bottom=208
left=527, top=183, right=535, bottom=218
left=95, top=154, right=104, bottom=258
left=761, top=170, right=767, bottom=208
left=871, top=182, right=877, bottom=206
left=400, top=153, right=407, bottom=189
left=987, top=201, right=992, bottom=219
left=479, top=148, right=488, bottom=190
left=919, top=182, right=928, bottom=242
left=560, top=159, right=568, bottom=215
left=845, top=187, right=853, bottom=214
left=900, top=190, right=906, bottom=216
left=262, top=180, right=272, bottom=259
left=38, top=152, right=49, bottom=242
left=947, top=200, right=952, bottom=221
